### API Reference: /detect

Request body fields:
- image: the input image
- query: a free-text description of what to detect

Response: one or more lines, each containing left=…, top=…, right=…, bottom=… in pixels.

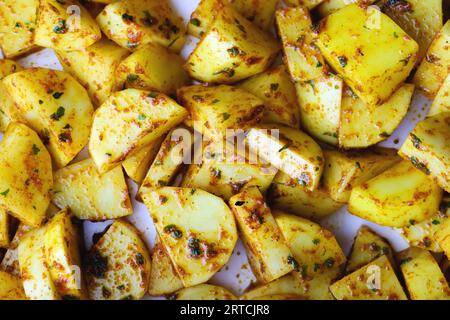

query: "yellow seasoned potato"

left=85, top=220, right=151, bottom=300
left=339, top=84, right=415, bottom=148
left=0, top=60, right=23, bottom=132
left=399, top=112, right=450, bottom=193
left=0, top=209, right=9, bottom=248
left=56, top=38, right=130, bottom=107
left=3, top=68, right=94, bottom=168
left=398, top=247, right=450, bottom=300
left=44, top=209, right=86, bottom=300
left=141, top=187, right=238, bottom=287
left=330, top=255, right=407, bottom=300
left=177, top=85, right=264, bottom=139
left=122, top=136, right=164, bottom=184
left=238, top=65, right=300, bottom=128
left=317, top=4, right=419, bottom=106
left=413, top=21, right=450, bottom=99
left=269, top=171, right=345, bottom=220
left=89, top=89, right=188, bottom=173
left=436, top=197, right=450, bottom=259
left=34, top=0, right=101, bottom=51
left=0, top=123, right=52, bottom=227
left=53, top=159, right=132, bottom=221
left=284, top=0, right=325, bottom=9
left=346, top=226, right=395, bottom=273
left=317, top=0, right=376, bottom=17
left=1, top=223, right=34, bottom=277
left=323, top=148, right=401, bottom=203
left=274, top=211, right=346, bottom=277
left=0, top=0, right=38, bottom=58
left=173, top=284, right=236, bottom=300
left=0, top=271, right=26, bottom=300
left=229, top=188, right=294, bottom=283
left=115, top=43, right=190, bottom=97
left=348, top=160, right=443, bottom=228
left=246, top=125, right=324, bottom=191
left=96, top=0, right=185, bottom=52
left=185, top=6, right=279, bottom=84
left=18, top=228, right=60, bottom=300
left=428, top=74, right=450, bottom=117
left=295, top=74, right=343, bottom=145
left=148, top=240, right=183, bottom=296
left=276, top=7, right=327, bottom=82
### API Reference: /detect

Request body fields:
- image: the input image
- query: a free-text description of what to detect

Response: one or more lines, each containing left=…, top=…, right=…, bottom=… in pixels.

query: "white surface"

left=3, top=0, right=432, bottom=298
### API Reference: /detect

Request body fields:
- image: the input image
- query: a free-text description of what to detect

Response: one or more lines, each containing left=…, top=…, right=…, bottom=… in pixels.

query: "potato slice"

left=436, top=198, right=450, bottom=259
left=317, top=0, right=377, bottom=17
left=56, top=38, right=130, bottom=107
left=173, top=284, right=236, bottom=300
left=141, top=187, right=238, bottom=287
left=229, top=188, right=294, bottom=283
left=89, top=89, right=188, bottom=173
left=0, top=123, right=52, bottom=227
left=330, top=255, right=407, bottom=300
left=246, top=125, right=324, bottom=191
left=18, top=228, right=60, bottom=300
left=0, top=271, right=26, bottom=300
left=274, top=211, right=346, bottom=277
left=346, top=226, right=395, bottom=273
left=348, top=160, right=443, bottom=228
left=428, top=74, right=450, bottom=117
left=338, top=84, right=414, bottom=148
left=96, top=0, right=185, bottom=52
left=317, top=4, right=418, bottom=106
left=1, top=223, right=34, bottom=277
left=35, top=0, right=101, bottom=51
left=295, top=75, right=343, bottom=145
left=323, top=148, right=401, bottom=203
left=399, top=112, right=450, bottom=193
left=0, top=210, right=9, bottom=248
left=148, top=240, right=183, bottom=296
left=85, top=220, right=151, bottom=300
left=185, top=6, right=279, bottom=84
left=0, top=60, right=23, bottom=132
left=3, top=68, right=94, bottom=168
left=238, top=65, right=300, bottom=128
left=0, top=0, right=38, bottom=58
left=284, top=0, right=325, bottom=9
left=53, top=159, right=132, bottom=221
left=44, top=208, right=86, bottom=299
left=398, top=247, right=450, bottom=300
left=413, top=21, right=450, bottom=99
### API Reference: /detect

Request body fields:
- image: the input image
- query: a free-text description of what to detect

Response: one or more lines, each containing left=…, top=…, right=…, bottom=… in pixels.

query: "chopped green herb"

left=187, top=237, right=202, bottom=257
left=0, top=189, right=9, bottom=197
left=135, top=253, right=145, bottom=265
left=278, top=142, right=292, bottom=152
left=142, top=10, right=158, bottom=26
left=432, top=219, right=440, bottom=225
left=50, top=106, right=65, bottom=121
left=234, top=19, right=246, bottom=33
left=190, top=18, right=201, bottom=27
left=409, top=219, right=416, bottom=225
left=355, top=161, right=362, bottom=171
left=137, top=114, right=146, bottom=121
left=53, top=19, right=67, bottom=34
left=338, top=56, right=348, bottom=67
left=127, top=74, right=139, bottom=82
left=234, top=201, right=245, bottom=206
left=164, top=224, right=183, bottom=239
left=410, top=133, right=422, bottom=149
left=52, top=92, right=64, bottom=99
left=211, top=168, right=222, bottom=179
left=287, top=255, right=299, bottom=271
left=316, top=61, right=323, bottom=68
left=212, top=99, right=220, bottom=104
left=409, top=156, right=430, bottom=175
left=213, top=68, right=235, bottom=77
left=122, top=13, right=134, bottom=21
left=32, top=144, right=40, bottom=155
left=148, top=92, right=158, bottom=98
left=39, top=100, right=44, bottom=104
left=222, top=113, right=231, bottom=121
left=324, top=257, right=335, bottom=268
left=227, top=46, right=241, bottom=57
left=270, top=83, right=279, bottom=92
left=312, top=239, right=320, bottom=245
left=399, top=257, right=412, bottom=265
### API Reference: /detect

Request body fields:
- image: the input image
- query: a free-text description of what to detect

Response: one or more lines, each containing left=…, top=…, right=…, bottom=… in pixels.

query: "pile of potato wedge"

left=0, top=0, right=449, bottom=300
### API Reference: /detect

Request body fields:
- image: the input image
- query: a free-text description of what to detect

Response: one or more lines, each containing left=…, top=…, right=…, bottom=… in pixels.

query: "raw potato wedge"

left=284, top=0, right=325, bottom=9
left=85, top=220, right=151, bottom=300
left=428, top=74, right=450, bottom=117
left=1, top=223, right=34, bottom=277
left=185, top=6, right=279, bottom=84
left=413, top=21, right=450, bottom=99
left=246, top=125, right=324, bottom=191
left=0, top=0, right=38, bottom=58
left=141, top=187, right=238, bottom=287
left=338, top=84, right=414, bottom=148
left=276, top=6, right=327, bottom=82
left=229, top=187, right=294, bottom=283
left=177, top=85, right=264, bottom=139
left=317, top=4, right=419, bottom=106
left=269, top=171, right=345, bottom=220
left=115, top=43, right=190, bottom=96
left=0, top=209, right=9, bottom=248
left=0, top=60, right=23, bottom=132
left=330, top=255, right=407, bottom=300
left=295, top=75, right=343, bottom=145
left=89, top=89, right=188, bottom=173
left=44, top=209, right=86, bottom=300
left=34, top=0, right=101, bottom=51
left=56, top=38, right=130, bottom=107
left=148, top=240, right=183, bottom=296
left=0, top=123, right=52, bottom=227
left=398, top=247, right=450, bottom=300
left=96, top=0, right=185, bottom=52
left=323, top=148, right=401, bottom=203
left=3, top=68, right=94, bottom=168
left=0, top=271, right=26, bottom=300
left=173, top=284, right=236, bottom=300
left=317, top=0, right=376, bottom=17
left=274, top=211, right=346, bottom=277
left=18, top=228, right=60, bottom=300
left=399, top=112, right=450, bottom=193
left=348, top=160, right=443, bottom=228
left=346, top=226, right=395, bottom=273
left=238, top=65, right=300, bottom=128
left=53, top=159, right=132, bottom=221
